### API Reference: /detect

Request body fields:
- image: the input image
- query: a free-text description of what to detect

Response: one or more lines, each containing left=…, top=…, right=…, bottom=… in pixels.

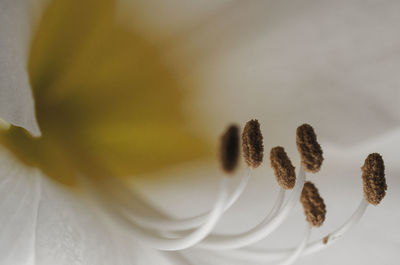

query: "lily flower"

left=0, top=0, right=399, bottom=265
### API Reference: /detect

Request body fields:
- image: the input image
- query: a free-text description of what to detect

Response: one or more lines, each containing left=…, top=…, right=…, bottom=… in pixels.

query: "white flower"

left=1, top=0, right=399, bottom=265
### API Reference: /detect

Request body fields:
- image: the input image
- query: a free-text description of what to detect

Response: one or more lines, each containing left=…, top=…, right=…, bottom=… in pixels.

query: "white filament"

left=195, top=165, right=305, bottom=250
left=127, top=168, right=251, bottom=231
left=302, top=199, right=368, bottom=255
left=209, top=223, right=311, bottom=264
left=275, top=223, right=311, bottom=265
left=225, top=198, right=369, bottom=260
left=80, top=156, right=371, bottom=262
left=81, top=175, right=230, bottom=251
left=265, top=187, right=286, bottom=223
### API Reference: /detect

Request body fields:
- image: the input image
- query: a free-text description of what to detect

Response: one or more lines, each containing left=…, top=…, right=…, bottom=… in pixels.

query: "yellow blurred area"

left=0, top=0, right=212, bottom=185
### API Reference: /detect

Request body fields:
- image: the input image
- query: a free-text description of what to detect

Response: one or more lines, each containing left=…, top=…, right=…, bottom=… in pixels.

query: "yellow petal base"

left=0, top=0, right=212, bottom=186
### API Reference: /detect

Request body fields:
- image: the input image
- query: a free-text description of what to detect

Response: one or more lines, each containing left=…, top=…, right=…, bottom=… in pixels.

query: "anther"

left=296, top=124, right=324, bottom=173
left=300, top=181, right=326, bottom=227
left=270, top=146, right=296, bottom=189
left=220, top=125, right=240, bottom=174
left=242, top=119, right=264, bottom=168
left=361, top=153, right=387, bottom=205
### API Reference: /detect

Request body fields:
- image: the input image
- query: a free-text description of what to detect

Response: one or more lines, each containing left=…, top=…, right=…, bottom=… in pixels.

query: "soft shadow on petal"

left=0, top=0, right=40, bottom=136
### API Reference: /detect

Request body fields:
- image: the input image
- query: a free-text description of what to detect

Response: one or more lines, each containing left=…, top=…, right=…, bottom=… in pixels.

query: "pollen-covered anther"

left=300, top=181, right=326, bottom=227
left=270, top=146, right=296, bottom=189
left=361, top=153, right=387, bottom=205
left=219, top=125, right=240, bottom=174
left=242, top=119, right=264, bottom=168
left=296, top=123, right=324, bottom=173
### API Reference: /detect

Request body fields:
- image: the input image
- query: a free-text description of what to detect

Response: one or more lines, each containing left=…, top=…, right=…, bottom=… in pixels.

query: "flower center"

left=0, top=0, right=211, bottom=185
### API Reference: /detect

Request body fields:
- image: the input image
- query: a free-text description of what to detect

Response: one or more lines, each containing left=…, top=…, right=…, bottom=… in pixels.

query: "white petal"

left=34, top=172, right=171, bottom=265
left=0, top=148, right=41, bottom=265
left=0, top=148, right=178, bottom=265
left=0, top=0, right=40, bottom=136
left=178, top=0, right=400, bottom=148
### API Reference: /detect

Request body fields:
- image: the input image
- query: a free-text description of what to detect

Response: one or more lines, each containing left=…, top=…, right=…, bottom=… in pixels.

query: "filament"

left=126, top=168, right=251, bottom=231
left=80, top=174, right=231, bottom=251
left=273, top=223, right=311, bottom=265
left=195, top=165, right=305, bottom=250
left=210, top=223, right=311, bottom=264
left=303, top=198, right=368, bottom=254
left=225, top=198, right=369, bottom=260
left=74, top=122, right=381, bottom=263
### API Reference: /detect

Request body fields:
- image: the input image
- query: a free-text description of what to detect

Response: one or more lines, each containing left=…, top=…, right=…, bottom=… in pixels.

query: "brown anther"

left=300, top=181, right=327, bottom=227
left=296, top=124, right=324, bottom=173
left=219, top=125, right=240, bottom=174
left=242, top=119, right=264, bottom=168
left=270, top=146, right=296, bottom=189
left=361, top=153, right=387, bottom=205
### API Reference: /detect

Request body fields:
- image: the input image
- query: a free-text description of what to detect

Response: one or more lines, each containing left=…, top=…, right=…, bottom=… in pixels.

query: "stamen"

left=300, top=181, right=326, bottom=227
left=219, top=125, right=240, bottom=174
left=296, top=124, right=323, bottom=173
left=76, top=120, right=387, bottom=262
left=225, top=154, right=387, bottom=260
left=242, top=119, right=264, bottom=168
left=270, top=146, right=296, bottom=189
left=361, top=153, right=387, bottom=205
